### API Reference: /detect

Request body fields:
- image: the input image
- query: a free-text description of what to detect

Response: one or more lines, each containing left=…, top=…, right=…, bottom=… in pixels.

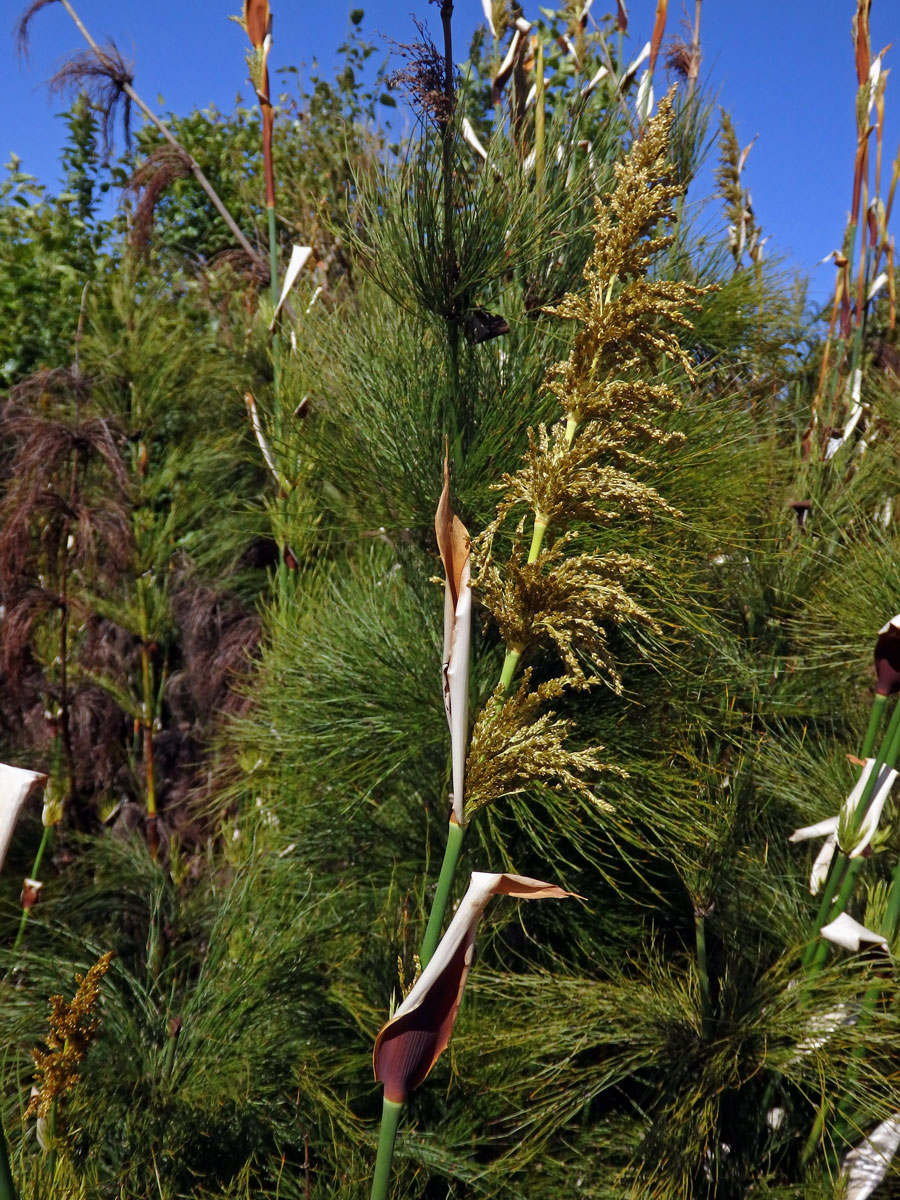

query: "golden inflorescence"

left=27, top=951, right=114, bottom=1120
left=466, top=93, right=712, bottom=813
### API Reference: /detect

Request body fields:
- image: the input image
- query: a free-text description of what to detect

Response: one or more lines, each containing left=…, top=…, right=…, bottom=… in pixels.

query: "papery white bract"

left=435, top=459, right=472, bottom=826
left=820, top=913, right=889, bottom=954
left=0, top=763, right=47, bottom=873
left=789, top=758, right=897, bottom=893
left=373, top=871, right=571, bottom=1102
left=843, top=1113, right=900, bottom=1200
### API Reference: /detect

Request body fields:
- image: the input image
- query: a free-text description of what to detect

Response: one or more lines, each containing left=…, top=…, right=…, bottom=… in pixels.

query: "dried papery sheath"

left=435, top=458, right=472, bottom=826
left=843, top=1114, right=900, bottom=1200
left=820, top=912, right=889, bottom=954
left=243, top=0, right=271, bottom=49
left=0, top=763, right=47, bottom=873
left=373, top=872, right=572, bottom=1102
left=874, top=614, right=900, bottom=695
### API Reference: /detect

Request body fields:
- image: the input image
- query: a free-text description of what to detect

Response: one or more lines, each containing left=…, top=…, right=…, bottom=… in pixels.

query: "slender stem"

left=800, top=1099, right=828, bottom=1167
left=420, top=818, right=465, bottom=967
left=528, top=519, right=549, bottom=565
left=803, top=853, right=848, bottom=968
left=694, top=911, right=711, bottom=1035
left=370, top=1097, right=403, bottom=1200
left=686, top=0, right=702, bottom=101
left=861, top=692, right=888, bottom=758
left=0, top=1123, right=16, bottom=1200
left=534, top=40, right=545, bottom=198
left=267, top=203, right=282, bottom=406
left=56, top=0, right=264, bottom=270
left=12, top=825, right=52, bottom=954
left=498, top=648, right=521, bottom=696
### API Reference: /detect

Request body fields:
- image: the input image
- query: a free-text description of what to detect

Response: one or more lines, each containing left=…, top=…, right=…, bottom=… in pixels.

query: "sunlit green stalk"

left=420, top=818, right=465, bottom=967
left=370, top=1098, right=403, bottom=1200
left=534, top=40, right=545, bottom=198
left=861, top=692, right=888, bottom=758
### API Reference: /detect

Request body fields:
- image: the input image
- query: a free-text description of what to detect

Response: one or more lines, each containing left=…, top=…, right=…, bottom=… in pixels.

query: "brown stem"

left=57, top=0, right=265, bottom=271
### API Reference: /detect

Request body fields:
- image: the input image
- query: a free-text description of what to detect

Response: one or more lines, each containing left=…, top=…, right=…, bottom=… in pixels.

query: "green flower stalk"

left=425, top=89, right=710, bottom=963
left=371, top=873, right=571, bottom=1199
left=378, top=91, right=713, bottom=1197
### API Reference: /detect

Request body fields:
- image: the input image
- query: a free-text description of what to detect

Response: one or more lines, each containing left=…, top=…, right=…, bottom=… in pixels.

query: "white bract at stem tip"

left=0, top=763, right=47, bottom=874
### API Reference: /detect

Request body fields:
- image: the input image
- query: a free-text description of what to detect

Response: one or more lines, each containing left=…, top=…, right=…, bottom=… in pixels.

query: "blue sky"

left=3, top=0, right=898, bottom=306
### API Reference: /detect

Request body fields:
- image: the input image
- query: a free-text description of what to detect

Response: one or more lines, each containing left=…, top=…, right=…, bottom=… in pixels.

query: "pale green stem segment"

left=498, top=648, right=522, bottom=695
left=694, top=912, right=711, bottom=1035
left=800, top=1100, right=828, bottom=1167
left=420, top=818, right=465, bottom=968
left=12, top=825, right=52, bottom=954
left=0, top=1127, right=16, bottom=1200
left=370, top=1098, right=403, bottom=1200
left=534, top=41, right=545, bottom=198
left=861, top=692, right=888, bottom=759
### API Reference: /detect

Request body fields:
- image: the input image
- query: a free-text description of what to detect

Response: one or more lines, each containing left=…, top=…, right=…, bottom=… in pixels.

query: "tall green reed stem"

left=420, top=818, right=464, bottom=967
left=0, top=1129, right=16, bottom=1200
left=694, top=909, right=711, bottom=1034
left=11, top=825, right=51, bottom=954
left=420, top=415, right=580, bottom=958
left=370, top=1098, right=403, bottom=1200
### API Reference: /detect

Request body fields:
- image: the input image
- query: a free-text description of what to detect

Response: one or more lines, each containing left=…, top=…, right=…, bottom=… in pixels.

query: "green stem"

left=528, top=518, right=548, bottom=565
left=498, top=648, right=521, bottom=696
left=370, top=1097, right=403, bottom=1200
left=803, top=853, right=847, bottom=968
left=861, top=692, right=888, bottom=758
left=12, top=825, right=52, bottom=954
left=800, top=1099, right=828, bottom=1167
left=534, top=40, right=545, bottom=198
left=0, top=1126, right=16, bottom=1200
left=694, top=911, right=711, bottom=1035
left=420, top=819, right=465, bottom=968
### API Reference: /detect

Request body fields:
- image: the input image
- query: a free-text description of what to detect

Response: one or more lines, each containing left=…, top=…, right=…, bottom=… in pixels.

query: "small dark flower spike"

left=875, top=615, right=900, bottom=695
left=789, top=500, right=812, bottom=529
